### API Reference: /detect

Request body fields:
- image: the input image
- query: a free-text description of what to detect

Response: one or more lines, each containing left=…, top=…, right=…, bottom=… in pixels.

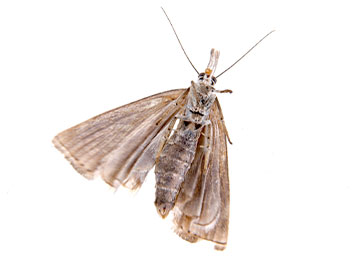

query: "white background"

left=1, top=0, right=354, bottom=259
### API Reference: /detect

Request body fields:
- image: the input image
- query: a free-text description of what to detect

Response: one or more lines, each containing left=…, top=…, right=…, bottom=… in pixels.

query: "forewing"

left=53, top=89, right=188, bottom=190
left=173, top=98, right=230, bottom=250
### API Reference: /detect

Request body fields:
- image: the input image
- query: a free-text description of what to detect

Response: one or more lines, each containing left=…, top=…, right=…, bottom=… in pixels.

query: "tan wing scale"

left=53, top=89, right=188, bottom=190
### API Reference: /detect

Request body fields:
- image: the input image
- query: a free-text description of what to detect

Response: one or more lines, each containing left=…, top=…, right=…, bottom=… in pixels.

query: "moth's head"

left=197, top=48, right=219, bottom=87
left=197, top=70, right=217, bottom=87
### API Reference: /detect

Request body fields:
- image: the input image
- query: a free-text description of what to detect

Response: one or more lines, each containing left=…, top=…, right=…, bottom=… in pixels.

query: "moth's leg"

left=215, top=98, right=232, bottom=144
left=155, top=117, right=178, bottom=163
left=212, top=88, right=233, bottom=94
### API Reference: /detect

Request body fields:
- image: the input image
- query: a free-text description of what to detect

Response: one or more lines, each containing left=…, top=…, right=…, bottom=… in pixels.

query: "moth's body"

left=155, top=79, right=216, bottom=217
left=52, top=5, right=274, bottom=247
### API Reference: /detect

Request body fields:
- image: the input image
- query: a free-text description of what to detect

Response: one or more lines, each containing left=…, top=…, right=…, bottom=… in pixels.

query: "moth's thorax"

left=183, top=81, right=216, bottom=125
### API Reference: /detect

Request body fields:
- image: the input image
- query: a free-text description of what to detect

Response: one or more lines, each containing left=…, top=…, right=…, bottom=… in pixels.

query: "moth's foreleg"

left=212, top=88, right=233, bottom=94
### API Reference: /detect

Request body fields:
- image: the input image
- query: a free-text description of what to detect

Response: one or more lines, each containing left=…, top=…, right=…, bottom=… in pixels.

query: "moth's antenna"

left=161, top=7, right=199, bottom=74
left=216, top=30, right=275, bottom=78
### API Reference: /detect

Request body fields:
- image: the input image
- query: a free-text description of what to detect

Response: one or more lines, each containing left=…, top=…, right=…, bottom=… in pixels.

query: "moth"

left=53, top=9, right=273, bottom=250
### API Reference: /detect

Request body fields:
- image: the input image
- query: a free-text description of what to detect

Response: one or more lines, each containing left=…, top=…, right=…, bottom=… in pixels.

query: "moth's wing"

left=173, top=97, right=230, bottom=250
left=53, top=89, right=188, bottom=190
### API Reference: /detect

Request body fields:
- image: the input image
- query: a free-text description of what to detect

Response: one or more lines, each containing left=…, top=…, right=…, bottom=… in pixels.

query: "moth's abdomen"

left=155, top=123, right=201, bottom=218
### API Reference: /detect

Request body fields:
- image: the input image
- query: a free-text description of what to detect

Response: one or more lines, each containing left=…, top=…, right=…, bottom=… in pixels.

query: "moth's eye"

left=198, top=73, right=205, bottom=80
left=211, top=76, right=217, bottom=85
